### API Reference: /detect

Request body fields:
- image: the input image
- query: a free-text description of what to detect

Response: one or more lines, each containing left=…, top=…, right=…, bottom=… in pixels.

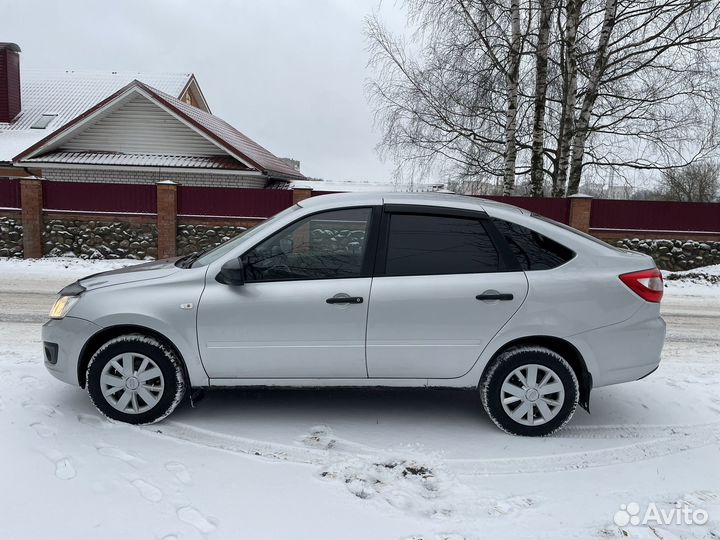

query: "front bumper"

left=42, top=316, right=102, bottom=386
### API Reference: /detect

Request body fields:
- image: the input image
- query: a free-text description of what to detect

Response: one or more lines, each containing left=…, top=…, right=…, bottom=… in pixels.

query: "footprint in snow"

left=177, top=506, right=216, bottom=534
left=21, top=375, right=44, bottom=389
left=677, top=489, right=718, bottom=506
left=130, top=479, right=163, bottom=502
left=96, top=444, right=145, bottom=466
left=301, top=425, right=336, bottom=449
left=44, top=451, right=76, bottom=480
left=165, top=461, right=192, bottom=485
left=22, top=401, right=60, bottom=417
left=489, top=496, right=536, bottom=516
left=54, top=458, right=76, bottom=480
left=77, top=413, right=108, bottom=428
left=30, top=422, right=56, bottom=438
left=403, top=534, right=466, bottom=540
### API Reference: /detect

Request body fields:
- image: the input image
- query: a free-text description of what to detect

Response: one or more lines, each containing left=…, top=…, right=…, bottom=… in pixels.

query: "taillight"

left=619, top=268, right=664, bottom=303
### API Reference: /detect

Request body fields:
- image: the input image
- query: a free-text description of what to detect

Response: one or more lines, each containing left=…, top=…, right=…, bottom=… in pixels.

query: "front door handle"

left=476, top=293, right=514, bottom=301
left=326, top=296, right=364, bottom=304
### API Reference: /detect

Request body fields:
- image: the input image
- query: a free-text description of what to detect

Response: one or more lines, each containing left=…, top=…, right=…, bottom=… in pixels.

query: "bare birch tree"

left=563, top=0, right=720, bottom=194
left=367, top=0, right=720, bottom=196
left=529, top=0, right=554, bottom=196
left=366, top=0, right=530, bottom=194
left=552, top=0, right=581, bottom=196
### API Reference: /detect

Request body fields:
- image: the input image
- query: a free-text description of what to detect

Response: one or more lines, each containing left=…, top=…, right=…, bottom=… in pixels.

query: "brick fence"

left=1, top=176, right=719, bottom=266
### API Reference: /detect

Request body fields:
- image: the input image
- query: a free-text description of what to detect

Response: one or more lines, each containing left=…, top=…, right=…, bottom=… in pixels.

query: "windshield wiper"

left=176, top=248, right=211, bottom=269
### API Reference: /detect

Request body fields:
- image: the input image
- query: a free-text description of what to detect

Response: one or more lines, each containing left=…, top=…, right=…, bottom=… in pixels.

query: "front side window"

left=242, top=207, right=372, bottom=281
left=492, top=218, right=575, bottom=270
left=192, top=204, right=303, bottom=267
left=384, top=213, right=499, bottom=276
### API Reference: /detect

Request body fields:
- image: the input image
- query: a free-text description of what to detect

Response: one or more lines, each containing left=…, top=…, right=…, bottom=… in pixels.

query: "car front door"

left=197, top=206, right=378, bottom=379
left=366, top=207, right=528, bottom=379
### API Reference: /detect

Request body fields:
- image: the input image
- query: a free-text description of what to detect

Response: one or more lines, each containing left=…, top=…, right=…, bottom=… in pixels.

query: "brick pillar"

left=156, top=181, right=178, bottom=259
left=20, top=176, right=43, bottom=258
left=292, top=187, right=312, bottom=205
left=568, top=193, right=593, bottom=233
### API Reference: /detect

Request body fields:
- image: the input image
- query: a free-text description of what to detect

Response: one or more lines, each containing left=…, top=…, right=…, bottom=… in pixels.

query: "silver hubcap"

left=500, top=364, right=565, bottom=426
left=100, top=353, right=165, bottom=414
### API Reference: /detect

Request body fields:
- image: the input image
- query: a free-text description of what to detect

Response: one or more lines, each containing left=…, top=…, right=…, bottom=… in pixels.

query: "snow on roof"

left=0, top=69, right=193, bottom=162
left=140, top=83, right=304, bottom=180
left=290, top=179, right=403, bottom=192
left=17, top=80, right=305, bottom=180
left=21, top=151, right=252, bottom=170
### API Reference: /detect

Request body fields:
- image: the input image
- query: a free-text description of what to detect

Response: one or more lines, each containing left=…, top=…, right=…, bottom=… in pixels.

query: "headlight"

left=49, top=296, right=79, bottom=319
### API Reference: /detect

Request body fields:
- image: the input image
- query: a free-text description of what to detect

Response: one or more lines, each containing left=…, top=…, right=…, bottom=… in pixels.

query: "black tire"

left=86, top=334, right=186, bottom=424
left=480, top=346, right=579, bottom=436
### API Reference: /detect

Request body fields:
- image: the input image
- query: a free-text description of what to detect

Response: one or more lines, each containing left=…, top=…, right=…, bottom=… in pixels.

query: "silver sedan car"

left=42, top=193, right=665, bottom=436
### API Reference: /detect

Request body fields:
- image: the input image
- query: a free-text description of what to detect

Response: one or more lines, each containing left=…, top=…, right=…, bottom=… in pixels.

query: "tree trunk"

left=567, top=0, right=617, bottom=195
left=530, top=0, right=553, bottom=197
left=553, top=0, right=581, bottom=197
left=503, top=0, right=522, bottom=195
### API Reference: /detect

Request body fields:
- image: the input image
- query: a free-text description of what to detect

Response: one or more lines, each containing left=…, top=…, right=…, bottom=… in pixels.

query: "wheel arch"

left=480, top=335, right=593, bottom=411
left=77, top=325, right=190, bottom=389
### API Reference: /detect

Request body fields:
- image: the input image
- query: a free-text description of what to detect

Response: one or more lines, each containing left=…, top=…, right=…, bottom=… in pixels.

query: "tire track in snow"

left=559, top=422, right=720, bottom=439
left=449, top=423, right=720, bottom=475
left=141, top=419, right=720, bottom=477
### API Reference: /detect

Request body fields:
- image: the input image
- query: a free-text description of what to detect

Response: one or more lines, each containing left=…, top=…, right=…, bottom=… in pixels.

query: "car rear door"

left=365, top=206, right=528, bottom=379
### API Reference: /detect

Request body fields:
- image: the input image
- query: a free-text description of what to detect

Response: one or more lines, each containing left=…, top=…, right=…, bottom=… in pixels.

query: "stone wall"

left=310, top=224, right=366, bottom=253
left=613, top=238, right=720, bottom=271
left=0, top=216, right=23, bottom=258
left=177, top=224, right=247, bottom=256
left=43, top=219, right=157, bottom=259
left=5, top=213, right=720, bottom=271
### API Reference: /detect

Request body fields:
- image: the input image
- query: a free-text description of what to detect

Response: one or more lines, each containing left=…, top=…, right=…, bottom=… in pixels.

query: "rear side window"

left=492, top=218, right=574, bottom=270
left=384, top=214, right=499, bottom=276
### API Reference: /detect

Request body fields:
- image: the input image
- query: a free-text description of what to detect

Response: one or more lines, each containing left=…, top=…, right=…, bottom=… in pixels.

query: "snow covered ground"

left=0, top=257, right=719, bottom=539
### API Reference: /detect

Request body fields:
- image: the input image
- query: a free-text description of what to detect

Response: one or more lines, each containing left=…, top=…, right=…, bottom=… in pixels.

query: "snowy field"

left=0, top=258, right=719, bottom=539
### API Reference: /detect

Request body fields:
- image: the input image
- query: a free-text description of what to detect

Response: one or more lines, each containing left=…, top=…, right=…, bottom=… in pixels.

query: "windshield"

left=191, top=204, right=302, bottom=267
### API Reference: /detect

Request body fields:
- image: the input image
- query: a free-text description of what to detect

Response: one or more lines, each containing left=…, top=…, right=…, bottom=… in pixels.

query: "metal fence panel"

left=43, top=181, right=157, bottom=214
left=591, top=199, right=720, bottom=232
left=178, top=186, right=293, bottom=218
left=0, top=178, right=21, bottom=209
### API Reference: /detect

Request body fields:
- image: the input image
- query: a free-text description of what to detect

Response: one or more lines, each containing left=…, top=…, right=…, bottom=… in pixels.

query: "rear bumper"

left=42, top=316, right=102, bottom=386
left=568, top=305, right=666, bottom=388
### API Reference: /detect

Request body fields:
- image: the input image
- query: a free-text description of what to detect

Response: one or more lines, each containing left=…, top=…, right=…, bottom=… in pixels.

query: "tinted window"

left=492, top=218, right=574, bottom=270
left=384, top=214, right=499, bottom=276
left=243, top=208, right=371, bottom=281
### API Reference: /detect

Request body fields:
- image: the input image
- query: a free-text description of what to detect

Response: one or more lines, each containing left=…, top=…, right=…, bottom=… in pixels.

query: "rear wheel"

left=86, top=334, right=186, bottom=424
left=480, top=346, right=578, bottom=436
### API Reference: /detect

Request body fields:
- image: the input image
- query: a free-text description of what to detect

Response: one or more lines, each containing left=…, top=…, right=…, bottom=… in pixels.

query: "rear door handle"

left=476, top=293, right=514, bottom=301
left=326, top=296, right=364, bottom=304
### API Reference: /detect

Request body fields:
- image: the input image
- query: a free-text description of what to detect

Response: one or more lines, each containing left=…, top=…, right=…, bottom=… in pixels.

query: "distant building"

left=579, top=180, right=634, bottom=199
left=0, top=43, right=304, bottom=187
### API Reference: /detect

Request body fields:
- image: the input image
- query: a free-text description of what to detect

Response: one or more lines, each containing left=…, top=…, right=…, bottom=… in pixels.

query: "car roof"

left=297, top=191, right=525, bottom=215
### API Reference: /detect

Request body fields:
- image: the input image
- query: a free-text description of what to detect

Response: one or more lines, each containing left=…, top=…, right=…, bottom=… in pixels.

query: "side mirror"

left=216, top=257, right=245, bottom=286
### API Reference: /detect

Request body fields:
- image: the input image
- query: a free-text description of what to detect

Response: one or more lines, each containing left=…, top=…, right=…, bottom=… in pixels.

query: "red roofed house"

left=0, top=42, right=304, bottom=259
left=1, top=43, right=303, bottom=186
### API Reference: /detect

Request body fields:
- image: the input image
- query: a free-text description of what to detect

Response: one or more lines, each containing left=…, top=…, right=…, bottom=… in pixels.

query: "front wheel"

left=480, top=346, right=579, bottom=436
left=86, top=334, right=186, bottom=424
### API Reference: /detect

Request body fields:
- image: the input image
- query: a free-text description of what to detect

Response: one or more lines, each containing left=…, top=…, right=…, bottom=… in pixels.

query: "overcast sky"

left=2, top=0, right=408, bottom=182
